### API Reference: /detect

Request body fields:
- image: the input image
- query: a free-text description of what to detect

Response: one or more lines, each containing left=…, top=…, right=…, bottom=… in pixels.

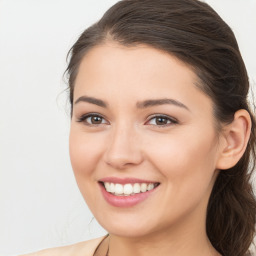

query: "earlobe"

left=216, top=109, right=251, bottom=170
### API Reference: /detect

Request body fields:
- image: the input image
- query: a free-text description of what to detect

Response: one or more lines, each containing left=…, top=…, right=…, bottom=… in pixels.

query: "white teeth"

left=133, top=183, right=140, bottom=194
left=115, top=184, right=123, bottom=195
left=110, top=183, right=115, bottom=193
left=123, top=184, right=133, bottom=195
left=103, top=182, right=158, bottom=196
left=147, top=183, right=154, bottom=191
left=141, top=183, right=147, bottom=193
left=105, top=182, right=111, bottom=192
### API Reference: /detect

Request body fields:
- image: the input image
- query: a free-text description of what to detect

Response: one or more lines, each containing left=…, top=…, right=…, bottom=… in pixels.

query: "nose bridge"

left=104, top=121, right=143, bottom=169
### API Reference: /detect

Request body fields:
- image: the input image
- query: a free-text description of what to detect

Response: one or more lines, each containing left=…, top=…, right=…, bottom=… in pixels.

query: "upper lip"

left=99, top=177, right=159, bottom=185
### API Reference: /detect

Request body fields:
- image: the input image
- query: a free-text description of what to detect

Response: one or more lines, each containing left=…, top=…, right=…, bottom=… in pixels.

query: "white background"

left=0, top=0, right=255, bottom=255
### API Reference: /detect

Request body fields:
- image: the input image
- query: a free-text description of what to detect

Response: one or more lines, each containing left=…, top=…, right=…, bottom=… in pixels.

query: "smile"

left=99, top=178, right=160, bottom=207
left=103, top=182, right=159, bottom=196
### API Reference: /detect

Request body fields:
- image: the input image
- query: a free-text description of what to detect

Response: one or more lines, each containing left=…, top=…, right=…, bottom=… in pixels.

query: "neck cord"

left=106, top=235, right=110, bottom=256
left=106, top=244, right=109, bottom=256
left=93, top=234, right=110, bottom=256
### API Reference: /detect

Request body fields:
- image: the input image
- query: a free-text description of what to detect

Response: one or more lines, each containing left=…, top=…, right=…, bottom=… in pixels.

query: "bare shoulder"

left=20, top=236, right=105, bottom=256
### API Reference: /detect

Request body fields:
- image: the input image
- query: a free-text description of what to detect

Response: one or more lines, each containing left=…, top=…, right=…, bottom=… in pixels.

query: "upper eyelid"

left=77, top=112, right=107, bottom=120
left=76, top=113, right=109, bottom=124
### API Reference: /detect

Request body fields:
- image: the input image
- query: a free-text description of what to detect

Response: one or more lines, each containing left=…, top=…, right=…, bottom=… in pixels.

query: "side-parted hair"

left=66, top=1, right=256, bottom=255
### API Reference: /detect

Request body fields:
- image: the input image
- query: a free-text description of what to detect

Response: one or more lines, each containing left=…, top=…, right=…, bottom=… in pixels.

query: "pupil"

left=156, top=117, right=167, bottom=125
left=92, top=116, right=102, bottom=124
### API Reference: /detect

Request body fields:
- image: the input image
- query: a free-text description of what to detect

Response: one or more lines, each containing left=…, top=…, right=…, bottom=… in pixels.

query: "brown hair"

left=66, top=0, right=256, bottom=255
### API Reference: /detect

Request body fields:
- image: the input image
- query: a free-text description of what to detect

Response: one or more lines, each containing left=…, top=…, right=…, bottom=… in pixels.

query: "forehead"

left=74, top=43, right=213, bottom=113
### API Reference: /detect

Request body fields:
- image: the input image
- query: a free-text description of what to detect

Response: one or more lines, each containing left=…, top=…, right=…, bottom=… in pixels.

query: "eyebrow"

left=74, top=95, right=189, bottom=111
left=74, top=96, right=108, bottom=108
left=136, top=98, right=190, bottom=111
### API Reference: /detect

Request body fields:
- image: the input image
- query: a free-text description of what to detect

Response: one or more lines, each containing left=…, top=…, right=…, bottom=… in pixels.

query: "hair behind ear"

left=207, top=109, right=256, bottom=256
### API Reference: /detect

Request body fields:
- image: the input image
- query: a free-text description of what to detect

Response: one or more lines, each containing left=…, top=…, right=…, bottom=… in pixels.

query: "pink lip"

left=98, top=177, right=160, bottom=208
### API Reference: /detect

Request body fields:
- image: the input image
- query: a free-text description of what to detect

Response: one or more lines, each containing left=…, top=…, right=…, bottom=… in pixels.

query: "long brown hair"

left=66, top=0, right=256, bottom=255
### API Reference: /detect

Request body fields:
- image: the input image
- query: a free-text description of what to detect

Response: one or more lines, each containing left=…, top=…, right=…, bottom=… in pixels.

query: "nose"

left=103, top=124, right=143, bottom=170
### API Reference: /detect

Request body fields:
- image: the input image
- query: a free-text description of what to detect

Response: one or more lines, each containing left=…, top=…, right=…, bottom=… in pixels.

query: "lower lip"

left=99, top=183, right=158, bottom=208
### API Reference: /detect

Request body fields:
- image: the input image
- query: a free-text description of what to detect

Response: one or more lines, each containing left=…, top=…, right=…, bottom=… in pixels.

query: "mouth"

left=99, top=181, right=160, bottom=196
left=98, top=178, right=160, bottom=207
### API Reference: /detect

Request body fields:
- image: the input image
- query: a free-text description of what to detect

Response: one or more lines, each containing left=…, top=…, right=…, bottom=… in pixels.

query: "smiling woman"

left=70, top=44, right=222, bottom=239
left=22, top=0, right=255, bottom=256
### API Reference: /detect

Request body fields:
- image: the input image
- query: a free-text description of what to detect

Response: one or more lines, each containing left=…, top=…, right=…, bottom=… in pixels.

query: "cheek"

left=69, top=127, right=104, bottom=179
left=145, top=127, right=218, bottom=189
left=143, top=128, right=218, bottom=222
left=69, top=127, right=107, bottom=206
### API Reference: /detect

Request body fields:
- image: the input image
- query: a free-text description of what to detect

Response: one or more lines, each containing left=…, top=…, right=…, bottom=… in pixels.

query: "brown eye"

left=146, top=115, right=178, bottom=127
left=155, top=117, right=169, bottom=125
left=90, top=116, right=103, bottom=124
left=77, top=114, right=108, bottom=125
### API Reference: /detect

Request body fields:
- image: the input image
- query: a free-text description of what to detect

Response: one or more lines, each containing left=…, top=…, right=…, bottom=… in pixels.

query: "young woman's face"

left=69, top=43, right=222, bottom=238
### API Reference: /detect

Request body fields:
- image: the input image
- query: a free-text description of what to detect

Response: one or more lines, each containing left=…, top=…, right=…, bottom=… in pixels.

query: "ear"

left=216, top=109, right=252, bottom=170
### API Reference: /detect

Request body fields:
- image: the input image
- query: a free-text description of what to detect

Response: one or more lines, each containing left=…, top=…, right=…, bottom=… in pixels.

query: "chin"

left=94, top=211, right=163, bottom=239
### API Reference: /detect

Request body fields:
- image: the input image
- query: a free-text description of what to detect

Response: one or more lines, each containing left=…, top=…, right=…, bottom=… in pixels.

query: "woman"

left=23, top=0, right=256, bottom=255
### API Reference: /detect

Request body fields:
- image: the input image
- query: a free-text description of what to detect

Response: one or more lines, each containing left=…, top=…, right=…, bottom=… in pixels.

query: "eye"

left=146, top=115, right=178, bottom=126
left=77, top=113, right=109, bottom=125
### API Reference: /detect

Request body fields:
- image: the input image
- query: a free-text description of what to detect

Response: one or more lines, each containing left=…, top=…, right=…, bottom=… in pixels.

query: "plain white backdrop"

left=0, top=0, right=255, bottom=255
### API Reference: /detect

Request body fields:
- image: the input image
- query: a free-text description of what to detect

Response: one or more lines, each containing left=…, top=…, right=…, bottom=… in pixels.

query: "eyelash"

left=146, top=114, right=178, bottom=127
left=77, top=113, right=109, bottom=126
left=76, top=113, right=178, bottom=127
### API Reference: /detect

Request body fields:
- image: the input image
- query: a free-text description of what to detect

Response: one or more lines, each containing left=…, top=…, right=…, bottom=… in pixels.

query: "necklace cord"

left=93, top=234, right=110, bottom=256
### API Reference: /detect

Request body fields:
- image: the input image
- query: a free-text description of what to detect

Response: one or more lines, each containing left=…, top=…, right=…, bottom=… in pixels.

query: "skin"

left=69, top=42, right=251, bottom=256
